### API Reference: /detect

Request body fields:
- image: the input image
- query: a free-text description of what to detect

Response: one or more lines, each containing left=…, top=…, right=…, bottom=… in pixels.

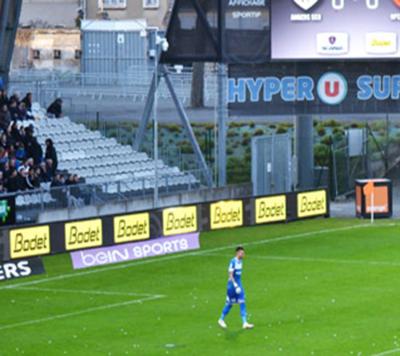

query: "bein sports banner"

left=0, top=257, right=45, bottom=282
left=70, top=233, right=200, bottom=270
left=228, top=62, right=400, bottom=115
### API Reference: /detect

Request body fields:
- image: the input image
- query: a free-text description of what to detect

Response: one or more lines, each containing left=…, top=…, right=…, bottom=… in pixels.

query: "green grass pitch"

left=1, top=218, right=400, bottom=355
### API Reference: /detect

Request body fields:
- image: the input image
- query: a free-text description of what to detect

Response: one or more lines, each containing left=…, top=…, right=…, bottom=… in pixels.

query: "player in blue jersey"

left=218, top=246, right=254, bottom=329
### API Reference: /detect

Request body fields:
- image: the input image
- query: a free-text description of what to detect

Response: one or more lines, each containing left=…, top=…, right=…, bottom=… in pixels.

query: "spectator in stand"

left=51, top=172, right=65, bottom=188
left=21, top=92, right=33, bottom=111
left=0, top=147, right=8, bottom=166
left=16, top=166, right=28, bottom=191
left=0, top=104, right=10, bottom=130
left=26, top=167, right=40, bottom=189
left=18, top=102, right=28, bottom=121
left=47, top=98, right=63, bottom=118
left=73, top=174, right=81, bottom=184
left=0, top=132, right=7, bottom=149
left=9, top=92, right=20, bottom=104
left=45, top=138, right=58, bottom=175
left=8, top=100, right=19, bottom=121
left=8, top=122, right=21, bottom=146
left=15, top=142, right=26, bottom=162
left=0, top=90, right=8, bottom=107
left=24, top=127, right=43, bottom=166
left=5, top=169, right=17, bottom=192
left=39, top=161, right=51, bottom=182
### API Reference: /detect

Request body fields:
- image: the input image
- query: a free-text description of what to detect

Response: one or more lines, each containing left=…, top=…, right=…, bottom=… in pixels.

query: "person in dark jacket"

left=21, top=92, right=33, bottom=111
left=5, top=169, right=18, bottom=192
left=26, top=167, right=40, bottom=189
left=0, top=104, right=10, bottom=130
left=8, top=100, right=19, bottom=121
left=51, top=173, right=65, bottom=188
left=0, top=90, right=8, bottom=107
left=45, top=138, right=58, bottom=174
left=15, top=166, right=28, bottom=191
left=47, top=98, right=63, bottom=118
left=25, top=127, right=43, bottom=165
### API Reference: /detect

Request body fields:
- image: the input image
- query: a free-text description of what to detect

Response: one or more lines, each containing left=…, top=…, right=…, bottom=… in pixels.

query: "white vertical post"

left=371, top=190, right=374, bottom=224
left=153, top=29, right=159, bottom=208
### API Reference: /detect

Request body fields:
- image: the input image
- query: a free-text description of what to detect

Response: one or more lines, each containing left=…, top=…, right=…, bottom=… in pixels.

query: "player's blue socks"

left=220, top=303, right=232, bottom=320
left=240, top=303, right=247, bottom=323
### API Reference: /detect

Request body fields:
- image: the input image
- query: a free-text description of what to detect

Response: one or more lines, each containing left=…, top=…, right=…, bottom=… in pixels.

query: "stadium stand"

left=0, top=91, right=198, bottom=212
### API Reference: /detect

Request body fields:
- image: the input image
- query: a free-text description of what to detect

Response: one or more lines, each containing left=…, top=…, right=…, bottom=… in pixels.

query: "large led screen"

left=271, top=0, right=400, bottom=59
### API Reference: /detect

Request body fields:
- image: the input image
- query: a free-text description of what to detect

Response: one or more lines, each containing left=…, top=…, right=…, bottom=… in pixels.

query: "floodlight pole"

left=217, top=63, right=227, bottom=187
left=153, top=29, right=159, bottom=208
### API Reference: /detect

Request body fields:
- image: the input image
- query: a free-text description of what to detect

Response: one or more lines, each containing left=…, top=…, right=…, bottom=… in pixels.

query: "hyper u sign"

left=228, top=63, right=400, bottom=115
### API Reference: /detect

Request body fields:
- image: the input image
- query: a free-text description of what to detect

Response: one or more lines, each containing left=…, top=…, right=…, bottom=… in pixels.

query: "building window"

left=143, top=0, right=160, bottom=9
left=103, top=0, right=127, bottom=9
left=75, top=49, right=82, bottom=60
left=32, top=50, right=40, bottom=60
left=54, top=50, right=62, bottom=60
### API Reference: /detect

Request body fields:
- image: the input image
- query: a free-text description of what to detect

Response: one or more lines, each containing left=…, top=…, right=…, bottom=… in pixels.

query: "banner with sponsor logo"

left=210, top=200, right=243, bottom=230
left=1, top=188, right=329, bottom=261
left=297, top=190, right=328, bottom=218
left=113, top=212, right=150, bottom=244
left=0, top=257, right=45, bottom=282
left=163, top=206, right=197, bottom=236
left=228, top=62, right=400, bottom=115
left=254, top=195, right=287, bottom=224
left=70, top=233, right=200, bottom=270
left=65, top=219, right=103, bottom=251
left=9, top=225, right=50, bottom=259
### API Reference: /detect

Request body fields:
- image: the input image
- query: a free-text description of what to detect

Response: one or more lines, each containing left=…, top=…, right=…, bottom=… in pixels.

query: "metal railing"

left=13, top=170, right=203, bottom=223
left=8, top=66, right=218, bottom=108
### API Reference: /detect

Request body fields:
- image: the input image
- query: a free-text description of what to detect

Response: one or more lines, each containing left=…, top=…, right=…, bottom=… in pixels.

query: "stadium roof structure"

left=0, top=0, right=22, bottom=87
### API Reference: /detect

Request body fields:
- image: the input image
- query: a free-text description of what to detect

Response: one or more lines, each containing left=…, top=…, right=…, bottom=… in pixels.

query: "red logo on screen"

left=394, top=0, right=400, bottom=7
left=324, top=81, right=340, bottom=97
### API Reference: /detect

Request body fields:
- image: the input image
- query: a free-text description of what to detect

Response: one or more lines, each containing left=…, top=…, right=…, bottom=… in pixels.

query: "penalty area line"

left=372, top=348, right=400, bottom=356
left=11, top=286, right=163, bottom=298
left=0, top=294, right=165, bottom=331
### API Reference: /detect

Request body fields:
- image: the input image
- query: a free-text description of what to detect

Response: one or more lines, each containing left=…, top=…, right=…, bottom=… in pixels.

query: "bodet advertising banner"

left=70, top=233, right=200, bottom=270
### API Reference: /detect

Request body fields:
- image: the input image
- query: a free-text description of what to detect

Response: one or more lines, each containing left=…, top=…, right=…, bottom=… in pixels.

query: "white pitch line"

left=0, top=222, right=388, bottom=291
left=372, top=348, right=400, bottom=356
left=0, top=294, right=165, bottom=332
left=12, top=287, right=163, bottom=298
left=205, top=253, right=400, bottom=268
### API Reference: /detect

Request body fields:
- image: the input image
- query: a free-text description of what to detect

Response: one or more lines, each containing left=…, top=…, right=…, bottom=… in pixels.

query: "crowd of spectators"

left=0, top=90, right=80, bottom=195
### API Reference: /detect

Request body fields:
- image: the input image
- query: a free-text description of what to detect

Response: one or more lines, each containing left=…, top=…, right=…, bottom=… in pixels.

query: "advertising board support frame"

left=295, top=115, right=314, bottom=189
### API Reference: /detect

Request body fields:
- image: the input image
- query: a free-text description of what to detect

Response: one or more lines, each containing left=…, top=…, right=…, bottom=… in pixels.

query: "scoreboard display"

left=271, top=0, right=400, bottom=59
